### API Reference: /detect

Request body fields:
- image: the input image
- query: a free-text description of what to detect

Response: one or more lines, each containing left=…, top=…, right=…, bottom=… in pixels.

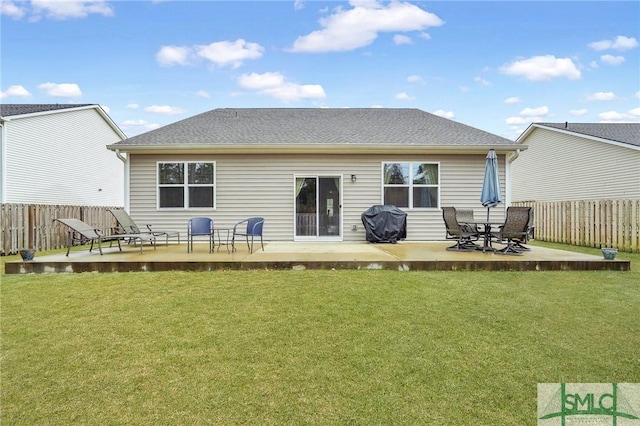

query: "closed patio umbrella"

left=480, top=149, right=502, bottom=222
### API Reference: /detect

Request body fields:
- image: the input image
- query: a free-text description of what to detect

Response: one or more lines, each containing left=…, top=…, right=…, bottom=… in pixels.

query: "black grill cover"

left=361, top=205, right=407, bottom=243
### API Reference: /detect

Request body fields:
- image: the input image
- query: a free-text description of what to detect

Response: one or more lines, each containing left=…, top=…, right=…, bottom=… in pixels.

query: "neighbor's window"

left=158, top=162, right=215, bottom=209
left=382, top=162, right=439, bottom=208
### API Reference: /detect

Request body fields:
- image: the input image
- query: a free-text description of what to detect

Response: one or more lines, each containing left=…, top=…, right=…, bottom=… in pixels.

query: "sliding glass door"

left=295, top=176, right=341, bottom=239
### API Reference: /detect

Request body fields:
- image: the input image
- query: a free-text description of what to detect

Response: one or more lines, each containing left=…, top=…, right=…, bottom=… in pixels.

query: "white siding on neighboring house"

left=127, top=153, right=507, bottom=242
left=3, top=108, right=125, bottom=205
left=512, top=127, right=640, bottom=201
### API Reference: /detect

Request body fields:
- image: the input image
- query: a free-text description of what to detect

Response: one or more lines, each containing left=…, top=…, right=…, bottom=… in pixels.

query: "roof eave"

left=518, top=123, right=640, bottom=150
left=107, top=144, right=527, bottom=155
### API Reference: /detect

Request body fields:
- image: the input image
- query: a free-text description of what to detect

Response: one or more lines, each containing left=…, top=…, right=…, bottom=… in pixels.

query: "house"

left=511, top=123, right=640, bottom=202
left=107, top=108, right=526, bottom=242
left=0, top=104, right=126, bottom=206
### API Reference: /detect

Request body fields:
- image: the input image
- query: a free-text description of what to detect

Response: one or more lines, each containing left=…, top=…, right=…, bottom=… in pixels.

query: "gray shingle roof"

left=0, top=104, right=95, bottom=117
left=111, top=108, right=515, bottom=148
left=537, top=122, right=640, bottom=148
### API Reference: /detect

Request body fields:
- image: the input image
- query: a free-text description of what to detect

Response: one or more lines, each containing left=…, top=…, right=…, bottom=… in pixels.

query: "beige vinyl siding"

left=128, top=153, right=506, bottom=241
left=512, top=127, right=640, bottom=201
left=3, top=108, right=124, bottom=205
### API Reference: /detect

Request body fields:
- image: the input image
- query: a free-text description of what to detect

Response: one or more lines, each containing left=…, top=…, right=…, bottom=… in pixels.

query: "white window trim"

left=381, top=161, right=441, bottom=210
left=156, top=160, right=217, bottom=210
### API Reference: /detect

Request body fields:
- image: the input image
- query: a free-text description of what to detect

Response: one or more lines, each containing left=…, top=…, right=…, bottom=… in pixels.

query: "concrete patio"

left=5, top=241, right=630, bottom=274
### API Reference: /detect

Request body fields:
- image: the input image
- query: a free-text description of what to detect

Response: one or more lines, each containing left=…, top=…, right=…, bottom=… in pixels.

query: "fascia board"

left=106, top=144, right=528, bottom=155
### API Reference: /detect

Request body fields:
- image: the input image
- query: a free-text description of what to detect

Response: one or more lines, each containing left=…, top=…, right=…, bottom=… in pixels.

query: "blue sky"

left=1, top=1, right=639, bottom=139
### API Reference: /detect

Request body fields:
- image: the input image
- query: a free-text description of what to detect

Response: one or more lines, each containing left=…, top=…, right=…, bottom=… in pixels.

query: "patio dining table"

left=460, top=221, right=503, bottom=252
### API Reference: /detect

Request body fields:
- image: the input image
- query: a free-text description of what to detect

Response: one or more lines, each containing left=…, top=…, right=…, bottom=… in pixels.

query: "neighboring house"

left=512, top=123, right=640, bottom=202
left=0, top=104, right=126, bottom=206
left=107, top=108, right=525, bottom=242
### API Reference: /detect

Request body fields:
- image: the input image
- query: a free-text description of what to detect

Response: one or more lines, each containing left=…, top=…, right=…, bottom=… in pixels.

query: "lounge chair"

left=108, top=209, right=180, bottom=245
left=232, top=217, right=265, bottom=253
left=54, top=218, right=156, bottom=256
left=442, top=207, right=480, bottom=251
left=492, top=207, right=532, bottom=255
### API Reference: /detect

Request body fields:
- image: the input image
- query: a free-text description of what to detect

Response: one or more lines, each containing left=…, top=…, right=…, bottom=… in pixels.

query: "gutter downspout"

left=114, top=149, right=130, bottom=211
left=505, top=148, right=521, bottom=207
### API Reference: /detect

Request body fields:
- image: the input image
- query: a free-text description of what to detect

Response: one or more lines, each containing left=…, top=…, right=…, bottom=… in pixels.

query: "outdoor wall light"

left=351, top=174, right=357, bottom=183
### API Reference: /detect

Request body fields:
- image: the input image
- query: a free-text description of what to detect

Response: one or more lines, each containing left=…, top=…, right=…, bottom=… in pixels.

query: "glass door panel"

left=295, top=177, right=317, bottom=236
left=295, top=176, right=341, bottom=238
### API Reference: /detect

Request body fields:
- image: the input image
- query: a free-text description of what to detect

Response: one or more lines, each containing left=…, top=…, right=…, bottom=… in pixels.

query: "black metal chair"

left=513, top=208, right=534, bottom=251
left=493, top=207, right=531, bottom=255
left=442, top=207, right=480, bottom=251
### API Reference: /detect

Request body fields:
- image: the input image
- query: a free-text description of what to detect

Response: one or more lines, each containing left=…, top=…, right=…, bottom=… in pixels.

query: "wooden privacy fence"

left=1, top=204, right=122, bottom=255
left=513, top=199, right=640, bottom=253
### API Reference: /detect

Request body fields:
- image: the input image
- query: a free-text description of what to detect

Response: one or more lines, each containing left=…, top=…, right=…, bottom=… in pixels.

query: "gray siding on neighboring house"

left=512, top=127, right=640, bottom=201
left=128, top=153, right=507, bottom=241
left=3, top=107, right=125, bottom=205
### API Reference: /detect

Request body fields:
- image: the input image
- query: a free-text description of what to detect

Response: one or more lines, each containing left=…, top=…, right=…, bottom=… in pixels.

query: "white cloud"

left=569, top=109, right=588, bottom=117
left=0, top=85, right=32, bottom=99
left=196, top=90, right=210, bottom=99
left=589, top=61, right=599, bottom=69
left=504, top=96, right=521, bottom=104
left=144, top=105, right=186, bottom=116
left=458, top=86, right=470, bottom=93
left=238, top=72, right=286, bottom=90
left=30, top=0, right=114, bottom=20
left=394, top=92, right=415, bottom=101
left=474, top=76, right=492, bottom=86
left=100, top=105, right=110, bottom=113
left=294, top=0, right=305, bottom=11
left=122, top=119, right=149, bottom=126
left=289, top=0, right=444, bottom=52
left=126, top=103, right=139, bottom=109
left=600, top=54, right=625, bottom=66
left=156, top=45, right=192, bottom=66
left=38, top=82, right=82, bottom=97
left=500, top=55, right=581, bottom=81
left=0, top=1, right=26, bottom=18
left=195, top=39, right=263, bottom=69
left=519, top=106, right=549, bottom=117
left=120, top=119, right=161, bottom=135
left=433, top=109, right=454, bottom=119
left=393, top=34, right=412, bottom=45
left=507, top=105, right=549, bottom=125
left=598, top=109, right=640, bottom=123
left=635, top=91, right=640, bottom=99
left=588, top=35, right=639, bottom=51
left=505, top=116, right=528, bottom=125
left=586, top=91, right=616, bottom=101
left=407, top=75, right=424, bottom=84
left=237, top=72, right=326, bottom=102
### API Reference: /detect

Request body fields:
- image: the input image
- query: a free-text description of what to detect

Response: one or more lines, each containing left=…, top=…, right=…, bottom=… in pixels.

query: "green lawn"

left=2, top=243, right=639, bottom=425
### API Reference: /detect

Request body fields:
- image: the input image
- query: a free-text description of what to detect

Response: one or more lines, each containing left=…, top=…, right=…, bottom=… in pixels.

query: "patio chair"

left=456, top=209, right=480, bottom=236
left=492, top=207, right=532, bottom=255
left=232, top=217, right=265, bottom=253
left=54, top=218, right=156, bottom=256
left=513, top=208, right=534, bottom=251
left=187, top=217, right=214, bottom=253
left=108, top=208, right=180, bottom=245
left=442, top=207, right=480, bottom=251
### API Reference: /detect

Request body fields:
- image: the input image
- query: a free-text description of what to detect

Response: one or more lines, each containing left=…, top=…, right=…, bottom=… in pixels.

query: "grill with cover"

left=361, top=205, right=407, bottom=243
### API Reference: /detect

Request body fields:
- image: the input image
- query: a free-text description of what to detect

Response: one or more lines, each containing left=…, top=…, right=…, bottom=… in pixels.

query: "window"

left=382, top=162, right=439, bottom=208
left=158, top=162, right=215, bottom=209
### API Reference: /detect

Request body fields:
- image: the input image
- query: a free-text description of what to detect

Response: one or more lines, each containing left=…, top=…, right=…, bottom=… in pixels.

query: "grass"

left=1, top=243, right=639, bottom=425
